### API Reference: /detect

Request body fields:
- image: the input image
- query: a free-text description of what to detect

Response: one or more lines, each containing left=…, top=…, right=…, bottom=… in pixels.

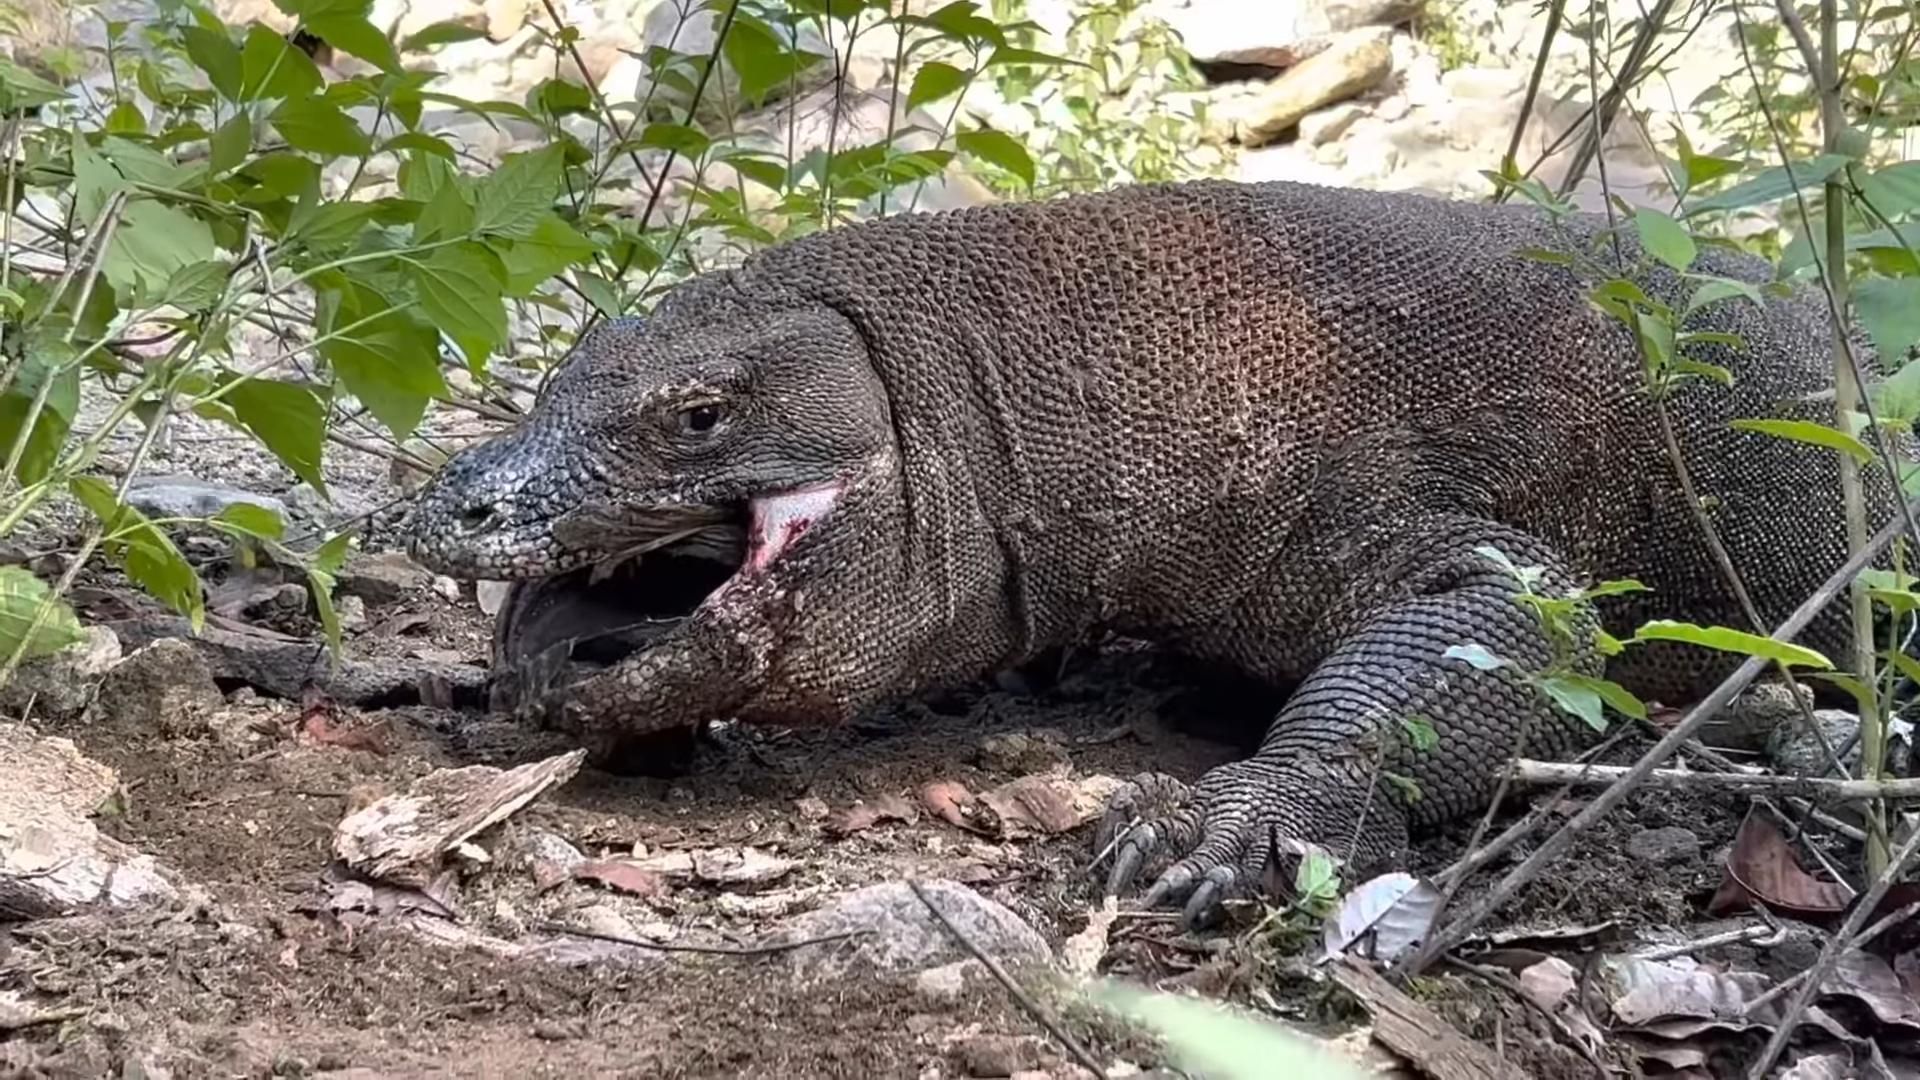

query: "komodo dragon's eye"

left=677, top=402, right=724, bottom=436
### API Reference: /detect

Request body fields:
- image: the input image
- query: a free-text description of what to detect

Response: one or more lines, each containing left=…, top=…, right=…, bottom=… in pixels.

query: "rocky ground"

left=3, top=382, right=1920, bottom=1079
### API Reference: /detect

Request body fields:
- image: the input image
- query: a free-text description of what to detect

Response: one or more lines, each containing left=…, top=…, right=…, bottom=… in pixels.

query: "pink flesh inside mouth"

left=744, top=483, right=843, bottom=574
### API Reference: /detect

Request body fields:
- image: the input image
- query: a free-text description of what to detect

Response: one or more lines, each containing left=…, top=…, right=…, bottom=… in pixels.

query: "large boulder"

left=1162, top=0, right=1422, bottom=74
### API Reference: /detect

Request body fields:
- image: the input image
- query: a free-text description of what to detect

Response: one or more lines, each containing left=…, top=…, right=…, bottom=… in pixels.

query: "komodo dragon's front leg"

left=1099, top=516, right=1609, bottom=926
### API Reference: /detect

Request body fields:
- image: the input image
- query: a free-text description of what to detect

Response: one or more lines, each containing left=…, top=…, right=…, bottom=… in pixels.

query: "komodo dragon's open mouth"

left=484, top=485, right=845, bottom=704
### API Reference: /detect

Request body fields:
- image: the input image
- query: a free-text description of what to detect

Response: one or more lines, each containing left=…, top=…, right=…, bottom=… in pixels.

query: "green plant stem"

left=0, top=359, right=178, bottom=688
left=0, top=191, right=127, bottom=492
left=1555, top=0, right=1679, bottom=198
left=1824, top=0, right=1890, bottom=877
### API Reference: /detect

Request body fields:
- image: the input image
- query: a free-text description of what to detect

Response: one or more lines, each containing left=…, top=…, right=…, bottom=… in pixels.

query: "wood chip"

left=1328, top=957, right=1527, bottom=1080
left=331, top=749, right=585, bottom=887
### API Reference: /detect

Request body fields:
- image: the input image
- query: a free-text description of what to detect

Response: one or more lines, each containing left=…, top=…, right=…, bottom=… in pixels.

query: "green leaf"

left=379, top=131, right=455, bottom=160
left=955, top=126, right=1034, bottom=186
left=181, top=25, right=244, bottom=101
left=986, top=45, right=1076, bottom=67
left=1538, top=675, right=1608, bottom=732
left=414, top=176, right=475, bottom=243
left=636, top=122, right=710, bottom=158
left=406, top=241, right=507, bottom=367
left=209, top=112, right=253, bottom=174
left=318, top=283, right=448, bottom=440
left=1293, top=845, right=1340, bottom=903
left=1728, top=417, right=1874, bottom=465
left=1399, top=714, right=1439, bottom=753
left=309, top=563, right=343, bottom=662
left=1684, top=275, right=1764, bottom=316
left=1874, top=360, right=1920, bottom=424
left=501, top=213, right=596, bottom=295
left=270, top=94, right=371, bottom=156
left=0, top=340, right=80, bottom=486
left=103, top=200, right=219, bottom=303
left=1858, top=161, right=1920, bottom=219
left=306, top=13, right=401, bottom=72
left=1629, top=620, right=1833, bottom=669
left=224, top=377, right=329, bottom=493
left=1856, top=278, right=1920, bottom=367
left=1443, top=643, right=1510, bottom=672
left=240, top=23, right=323, bottom=101
left=472, top=144, right=564, bottom=238
left=215, top=502, right=287, bottom=541
left=0, top=566, right=86, bottom=661
left=69, top=476, right=205, bottom=630
left=723, top=16, right=828, bottom=109
left=401, top=19, right=490, bottom=49
left=1633, top=207, right=1696, bottom=272
left=907, top=60, right=969, bottom=109
left=0, top=57, right=70, bottom=111
left=162, top=259, right=230, bottom=312
left=1542, top=672, right=1645, bottom=731
left=1686, top=154, right=1852, bottom=215
left=1576, top=577, right=1652, bottom=601
left=105, top=100, right=147, bottom=135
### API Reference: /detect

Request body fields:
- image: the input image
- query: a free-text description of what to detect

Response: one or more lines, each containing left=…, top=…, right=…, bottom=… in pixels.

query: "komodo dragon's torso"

left=405, top=179, right=1901, bottom=924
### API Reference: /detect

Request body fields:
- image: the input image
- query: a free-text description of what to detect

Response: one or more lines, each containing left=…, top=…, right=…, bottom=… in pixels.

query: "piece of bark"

left=0, top=723, right=180, bottom=918
left=332, top=749, right=586, bottom=887
left=1328, top=957, right=1528, bottom=1080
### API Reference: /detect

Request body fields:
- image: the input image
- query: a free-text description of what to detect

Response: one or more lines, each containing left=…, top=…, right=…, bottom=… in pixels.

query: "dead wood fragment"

left=1327, top=958, right=1528, bottom=1080
left=1511, top=758, right=1920, bottom=800
left=0, top=722, right=180, bottom=918
left=331, top=749, right=585, bottom=887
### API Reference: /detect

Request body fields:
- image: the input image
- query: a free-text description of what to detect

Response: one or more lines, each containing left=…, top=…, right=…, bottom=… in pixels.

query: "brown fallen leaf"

left=980, top=774, right=1082, bottom=836
left=576, top=859, right=670, bottom=899
left=1708, top=809, right=1850, bottom=923
left=920, top=779, right=987, bottom=833
left=825, top=792, right=918, bottom=837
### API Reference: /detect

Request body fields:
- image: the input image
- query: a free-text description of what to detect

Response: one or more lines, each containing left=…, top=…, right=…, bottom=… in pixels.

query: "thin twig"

left=1509, top=758, right=1920, bottom=799
left=1442, top=958, right=1609, bottom=1080
left=908, top=881, right=1109, bottom=1080
left=1632, top=920, right=1781, bottom=961
left=1405, top=499, right=1916, bottom=976
left=533, top=919, right=871, bottom=956
left=1740, top=900, right=1920, bottom=1020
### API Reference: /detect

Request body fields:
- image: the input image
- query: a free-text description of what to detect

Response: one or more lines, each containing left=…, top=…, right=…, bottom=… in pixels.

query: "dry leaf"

left=577, top=859, right=670, bottom=899
left=1320, top=872, right=1441, bottom=965
left=825, top=792, right=918, bottom=837
left=1708, top=810, right=1850, bottom=923
left=920, top=779, right=982, bottom=831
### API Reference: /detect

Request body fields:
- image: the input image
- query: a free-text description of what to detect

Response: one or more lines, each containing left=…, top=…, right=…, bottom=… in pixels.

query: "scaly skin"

left=404, top=178, right=1904, bottom=927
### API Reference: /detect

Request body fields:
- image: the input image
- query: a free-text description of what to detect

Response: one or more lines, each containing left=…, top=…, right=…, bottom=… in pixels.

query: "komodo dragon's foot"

left=1096, top=756, right=1408, bottom=929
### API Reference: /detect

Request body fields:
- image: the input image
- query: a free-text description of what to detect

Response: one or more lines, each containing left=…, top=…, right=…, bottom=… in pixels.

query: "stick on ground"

left=1508, top=759, right=1920, bottom=800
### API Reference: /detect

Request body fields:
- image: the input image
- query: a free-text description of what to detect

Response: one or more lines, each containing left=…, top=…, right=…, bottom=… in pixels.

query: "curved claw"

left=1182, top=865, right=1238, bottom=930
left=1140, top=864, right=1193, bottom=909
left=1102, top=824, right=1155, bottom=898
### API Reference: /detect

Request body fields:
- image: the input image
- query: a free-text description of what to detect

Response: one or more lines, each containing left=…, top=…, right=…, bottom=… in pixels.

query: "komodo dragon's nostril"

left=457, top=501, right=501, bottom=532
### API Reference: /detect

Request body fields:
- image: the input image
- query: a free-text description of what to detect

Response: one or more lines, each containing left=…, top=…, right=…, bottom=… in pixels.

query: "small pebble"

left=1627, top=825, right=1701, bottom=866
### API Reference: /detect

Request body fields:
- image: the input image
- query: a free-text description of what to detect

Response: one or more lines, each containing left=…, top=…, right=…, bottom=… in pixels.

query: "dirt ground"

left=0, top=399, right=1890, bottom=1080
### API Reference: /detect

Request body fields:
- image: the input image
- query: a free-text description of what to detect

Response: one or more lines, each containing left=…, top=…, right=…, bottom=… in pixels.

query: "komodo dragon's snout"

left=403, top=303, right=905, bottom=744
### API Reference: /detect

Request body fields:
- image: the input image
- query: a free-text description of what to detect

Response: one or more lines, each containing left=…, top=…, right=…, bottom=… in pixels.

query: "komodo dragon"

left=403, top=178, right=1903, bottom=926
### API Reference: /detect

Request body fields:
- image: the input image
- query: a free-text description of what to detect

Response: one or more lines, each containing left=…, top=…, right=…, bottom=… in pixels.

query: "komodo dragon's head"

left=402, top=298, right=916, bottom=744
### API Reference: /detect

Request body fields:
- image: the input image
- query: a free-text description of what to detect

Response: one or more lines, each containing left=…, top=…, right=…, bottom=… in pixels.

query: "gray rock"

left=914, top=958, right=986, bottom=1005
left=1167, top=0, right=1421, bottom=70
left=124, top=475, right=289, bottom=527
left=1298, top=102, right=1367, bottom=145
left=1627, top=826, right=1700, bottom=867
left=1221, top=27, right=1395, bottom=147
left=1758, top=707, right=1912, bottom=772
left=337, top=551, right=434, bottom=605
left=0, top=625, right=122, bottom=720
left=776, top=880, right=1051, bottom=980
left=951, top=1033, right=1045, bottom=1077
left=93, top=638, right=226, bottom=737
